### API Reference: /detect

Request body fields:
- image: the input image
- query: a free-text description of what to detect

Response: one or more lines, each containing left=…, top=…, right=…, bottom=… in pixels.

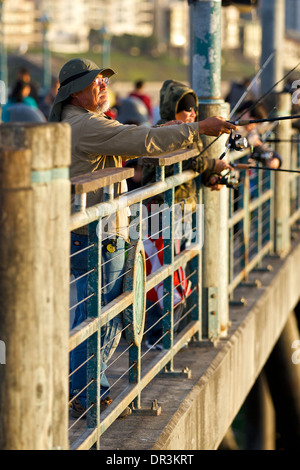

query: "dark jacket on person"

left=142, top=79, right=216, bottom=209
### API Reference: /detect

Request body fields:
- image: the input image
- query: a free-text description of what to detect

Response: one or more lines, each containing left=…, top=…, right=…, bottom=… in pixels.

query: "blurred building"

left=2, top=0, right=300, bottom=70
left=285, top=0, right=300, bottom=33
left=4, top=0, right=37, bottom=53
left=87, top=0, right=154, bottom=37
left=34, top=0, right=89, bottom=53
left=221, top=4, right=261, bottom=62
left=221, top=6, right=240, bottom=49
left=32, top=0, right=189, bottom=58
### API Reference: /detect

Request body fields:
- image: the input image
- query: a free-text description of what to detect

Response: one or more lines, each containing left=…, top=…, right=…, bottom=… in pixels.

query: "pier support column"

left=0, top=123, right=71, bottom=450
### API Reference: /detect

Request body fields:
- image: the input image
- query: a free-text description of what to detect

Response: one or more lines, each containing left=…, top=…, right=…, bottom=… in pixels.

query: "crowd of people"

left=0, top=67, right=59, bottom=123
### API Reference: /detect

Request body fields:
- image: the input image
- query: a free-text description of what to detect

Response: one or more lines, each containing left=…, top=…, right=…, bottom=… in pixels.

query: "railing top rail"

left=138, top=148, right=199, bottom=166
left=71, top=167, right=134, bottom=194
left=69, top=169, right=196, bottom=231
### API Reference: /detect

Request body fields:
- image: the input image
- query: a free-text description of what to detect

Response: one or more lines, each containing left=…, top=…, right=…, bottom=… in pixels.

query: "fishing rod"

left=211, top=160, right=300, bottom=190
left=197, top=56, right=300, bottom=159
left=265, top=138, right=300, bottom=143
left=220, top=107, right=279, bottom=160
left=214, top=161, right=300, bottom=190
left=196, top=51, right=277, bottom=158
left=237, top=58, right=300, bottom=120
left=231, top=114, right=300, bottom=126
left=229, top=50, right=276, bottom=119
left=233, top=162, right=300, bottom=174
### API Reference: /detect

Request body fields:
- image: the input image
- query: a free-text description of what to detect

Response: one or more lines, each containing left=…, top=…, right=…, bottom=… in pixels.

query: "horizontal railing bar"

left=70, top=318, right=201, bottom=449
left=70, top=427, right=97, bottom=451
left=145, top=245, right=201, bottom=292
left=139, top=148, right=198, bottom=166
left=69, top=246, right=199, bottom=351
left=229, top=148, right=252, bottom=162
left=70, top=170, right=197, bottom=231
left=289, top=207, right=300, bottom=226
left=99, top=320, right=200, bottom=435
left=69, top=318, right=97, bottom=352
left=228, top=189, right=273, bottom=228
left=100, top=292, right=134, bottom=325
left=228, top=241, right=272, bottom=295
left=69, top=291, right=134, bottom=352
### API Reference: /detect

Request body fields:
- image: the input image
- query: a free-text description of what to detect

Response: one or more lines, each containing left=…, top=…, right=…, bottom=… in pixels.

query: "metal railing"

left=289, top=130, right=300, bottom=226
left=68, top=149, right=204, bottom=449
left=68, top=121, right=300, bottom=448
left=228, top=147, right=274, bottom=297
left=1, top=118, right=299, bottom=449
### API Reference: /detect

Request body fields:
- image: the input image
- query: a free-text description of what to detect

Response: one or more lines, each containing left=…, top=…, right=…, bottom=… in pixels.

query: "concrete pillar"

left=245, top=372, right=276, bottom=450
left=264, top=311, right=300, bottom=449
left=189, top=0, right=229, bottom=338
left=0, top=123, right=71, bottom=450
left=260, top=0, right=285, bottom=98
left=189, top=0, right=221, bottom=100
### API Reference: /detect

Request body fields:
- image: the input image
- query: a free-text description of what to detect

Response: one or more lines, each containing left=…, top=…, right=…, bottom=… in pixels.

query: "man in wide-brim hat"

left=49, top=58, right=115, bottom=122
left=50, top=58, right=237, bottom=420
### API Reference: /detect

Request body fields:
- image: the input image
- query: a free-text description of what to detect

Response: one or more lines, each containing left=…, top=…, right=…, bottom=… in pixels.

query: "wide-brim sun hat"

left=49, top=58, right=115, bottom=122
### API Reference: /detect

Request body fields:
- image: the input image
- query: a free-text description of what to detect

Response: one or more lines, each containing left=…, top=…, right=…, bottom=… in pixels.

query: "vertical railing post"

left=0, top=123, right=71, bottom=450
left=87, top=219, right=101, bottom=447
left=163, top=185, right=175, bottom=369
left=189, top=174, right=203, bottom=340
left=189, top=0, right=229, bottom=339
left=274, top=93, right=292, bottom=255
left=51, top=124, right=71, bottom=449
left=218, top=102, right=230, bottom=336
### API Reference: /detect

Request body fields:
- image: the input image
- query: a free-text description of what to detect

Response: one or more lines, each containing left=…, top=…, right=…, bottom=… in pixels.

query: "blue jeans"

left=70, top=232, right=125, bottom=406
left=145, top=299, right=163, bottom=345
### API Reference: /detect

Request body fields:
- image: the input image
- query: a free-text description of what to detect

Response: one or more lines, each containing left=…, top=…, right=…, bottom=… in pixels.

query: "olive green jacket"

left=142, top=80, right=216, bottom=208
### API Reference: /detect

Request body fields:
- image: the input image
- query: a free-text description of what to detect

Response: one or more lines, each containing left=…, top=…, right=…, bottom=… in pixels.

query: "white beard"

left=96, top=100, right=110, bottom=115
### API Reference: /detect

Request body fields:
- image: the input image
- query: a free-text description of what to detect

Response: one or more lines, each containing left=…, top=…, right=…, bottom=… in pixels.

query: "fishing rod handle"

left=235, top=120, right=250, bottom=126
left=234, top=163, right=250, bottom=169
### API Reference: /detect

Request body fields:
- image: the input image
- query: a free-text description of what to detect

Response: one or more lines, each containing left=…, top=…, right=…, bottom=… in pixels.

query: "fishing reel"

left=229, top=133, right=248, bottom=151
left=220, top=131, right=248, bottom=160
left=214, top=170, right=239, bottom=190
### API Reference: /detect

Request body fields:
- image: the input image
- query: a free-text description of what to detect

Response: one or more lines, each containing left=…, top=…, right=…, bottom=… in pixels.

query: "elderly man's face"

left=71, top=74, right=109, bottom=113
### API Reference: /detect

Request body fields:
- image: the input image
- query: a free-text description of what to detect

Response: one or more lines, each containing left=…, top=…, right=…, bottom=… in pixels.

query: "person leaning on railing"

left=49, top=58, right=237, bottom=420
left=140, top=79, right=231, bottom=349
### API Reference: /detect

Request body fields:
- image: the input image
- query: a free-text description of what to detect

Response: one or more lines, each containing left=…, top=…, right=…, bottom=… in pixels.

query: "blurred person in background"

left=129, top=79, right=153, bottom=123
left=39, top=77, right=60, bottom=119
left=17, top=66, right=39, bottom=104
left=1, top=79, right=45, bottom=123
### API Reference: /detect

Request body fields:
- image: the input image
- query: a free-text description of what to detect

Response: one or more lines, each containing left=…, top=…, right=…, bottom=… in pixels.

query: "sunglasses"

left=184, top=106, right=197, bottom=113
left=94, top=77, right=109, bottom=87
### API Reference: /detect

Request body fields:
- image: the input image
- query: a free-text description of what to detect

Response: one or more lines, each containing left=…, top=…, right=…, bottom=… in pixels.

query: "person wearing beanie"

left=49, top=59, right=237, bottom=419
left=145, top=79, right=228, bottom=188
left=141, top=79, right=229, bottom=349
